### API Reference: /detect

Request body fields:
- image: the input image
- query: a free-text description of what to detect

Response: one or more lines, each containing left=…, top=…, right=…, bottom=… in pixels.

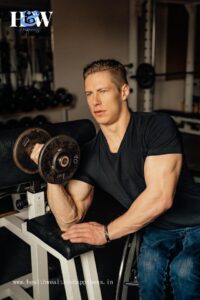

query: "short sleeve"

left=146, top=113, right=182, bottom=156
left=72, top=144, right=96, bottom=186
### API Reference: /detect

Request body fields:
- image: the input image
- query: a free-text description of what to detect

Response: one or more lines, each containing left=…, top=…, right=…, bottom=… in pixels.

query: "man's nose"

left=93, top=94, right=101, bottom=105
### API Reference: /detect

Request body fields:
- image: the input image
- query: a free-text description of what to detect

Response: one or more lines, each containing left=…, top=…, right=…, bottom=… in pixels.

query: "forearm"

left=47, top=184, right=80, bottom=231
left=108, top=188, right=172, bottom=240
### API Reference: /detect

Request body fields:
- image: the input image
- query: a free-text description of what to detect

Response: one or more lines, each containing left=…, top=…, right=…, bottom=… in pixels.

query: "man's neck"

left=100, top=110, right=131, bottom=153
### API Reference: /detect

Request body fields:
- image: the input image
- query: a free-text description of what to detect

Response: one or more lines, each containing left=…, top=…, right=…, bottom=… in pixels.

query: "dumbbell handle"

left=29, top=143, right=45, bottom=166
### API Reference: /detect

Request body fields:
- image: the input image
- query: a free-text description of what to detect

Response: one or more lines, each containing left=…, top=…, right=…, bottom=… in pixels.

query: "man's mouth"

left=94, top=110, right=106, bottom=115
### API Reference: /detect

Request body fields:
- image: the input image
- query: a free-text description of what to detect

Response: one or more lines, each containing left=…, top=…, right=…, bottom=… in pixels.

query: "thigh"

left=170, top=225, right=200, bottom=278
left=183, top=225, right=200, bottom=249
left=169, top=225, right=200, bottom=299
left=137, top=226, right=180, bottom=300
left=137, top=226, right=179, bottom=280
left=139, top=225, right=181, bottom=253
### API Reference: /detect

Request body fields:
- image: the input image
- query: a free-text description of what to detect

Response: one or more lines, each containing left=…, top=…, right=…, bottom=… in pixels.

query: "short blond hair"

left=83, top=59, right=128, bottom=89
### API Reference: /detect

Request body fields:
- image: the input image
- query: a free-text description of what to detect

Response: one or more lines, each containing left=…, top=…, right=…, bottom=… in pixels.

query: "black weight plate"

left=13, top=128, right=51, bottom=174
left=38, top=135, right=80, bottom=184
left=136, top=63, right=155, bottom=89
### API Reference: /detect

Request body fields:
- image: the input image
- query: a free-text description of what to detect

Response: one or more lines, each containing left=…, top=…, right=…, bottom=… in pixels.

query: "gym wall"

left=52, top=0, right=130, bottom=122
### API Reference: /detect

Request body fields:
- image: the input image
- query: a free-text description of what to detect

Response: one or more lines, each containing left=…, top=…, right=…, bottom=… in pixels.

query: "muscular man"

left=31, top=59, right=200, bottom=299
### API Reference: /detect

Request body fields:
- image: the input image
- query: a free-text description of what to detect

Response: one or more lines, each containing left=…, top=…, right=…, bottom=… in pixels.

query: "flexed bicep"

left=67, top=179, right=94, bottom=220
left=144, top=153, right=182, bottom=209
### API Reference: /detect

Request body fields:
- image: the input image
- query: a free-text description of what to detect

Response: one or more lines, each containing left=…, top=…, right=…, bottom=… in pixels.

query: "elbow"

left=57, top=214, right=80, bottom=232
left=160, top=196, right=173, bottom=213
left=149, top=188, right=174, bottom=215
left=76, top=209, right=86, bottom=223
left=71, top=207, right=83, bottom=223
left=68, top=203, right=85, bottom=223
left=56, top=210, right=82, bottom=232
left=150, top=194, right=174, bottom=219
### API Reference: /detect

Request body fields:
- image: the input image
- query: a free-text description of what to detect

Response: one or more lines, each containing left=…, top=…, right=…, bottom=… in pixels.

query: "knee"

left=170, top=255, right=194, bottom=282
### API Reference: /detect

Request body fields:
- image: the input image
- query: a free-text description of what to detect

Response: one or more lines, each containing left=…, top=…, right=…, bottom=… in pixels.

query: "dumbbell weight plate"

left=38, top=135, right=80, bottom=184
left=19, top=117, right=32, bottom=128
left=13, top=128, right=51, bottom=174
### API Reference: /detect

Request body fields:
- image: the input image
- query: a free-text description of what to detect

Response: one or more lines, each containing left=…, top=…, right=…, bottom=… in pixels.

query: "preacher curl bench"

left=0, top=119, right=128, bottom=300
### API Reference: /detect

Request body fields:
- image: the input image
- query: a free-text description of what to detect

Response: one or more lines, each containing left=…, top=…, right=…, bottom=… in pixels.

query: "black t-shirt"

left=73, top=112, right=200, bottom=229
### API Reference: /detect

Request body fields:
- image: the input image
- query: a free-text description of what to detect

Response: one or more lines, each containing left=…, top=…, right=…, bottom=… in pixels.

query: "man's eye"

left=100, top=90, right=107, bottom=93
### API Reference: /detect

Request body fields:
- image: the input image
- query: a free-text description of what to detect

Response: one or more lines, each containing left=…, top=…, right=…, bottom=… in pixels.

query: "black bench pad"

left=26, top=188, right=126, bottom=260
left=27, top=212, right=101, bottom=260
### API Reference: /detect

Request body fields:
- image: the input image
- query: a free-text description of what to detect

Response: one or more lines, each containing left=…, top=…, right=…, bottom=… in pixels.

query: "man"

left=31, top=59, right=200, bottom=299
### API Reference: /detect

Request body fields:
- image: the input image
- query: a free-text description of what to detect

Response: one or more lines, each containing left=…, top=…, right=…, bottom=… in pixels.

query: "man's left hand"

left=61, top=222, right=107, bottom=245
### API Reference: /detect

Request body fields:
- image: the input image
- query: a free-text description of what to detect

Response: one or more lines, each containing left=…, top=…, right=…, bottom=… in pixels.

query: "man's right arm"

left=30, top=143, right=94, bottom=231
left=47, top=180, right=94, bottom=232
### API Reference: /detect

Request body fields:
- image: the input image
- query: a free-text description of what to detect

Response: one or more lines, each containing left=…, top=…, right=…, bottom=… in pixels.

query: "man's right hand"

left=30, top=143, right=44, bottom=165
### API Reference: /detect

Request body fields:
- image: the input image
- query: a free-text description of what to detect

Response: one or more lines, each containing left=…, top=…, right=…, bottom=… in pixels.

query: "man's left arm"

left=62, top=153, right=182, bottom=244
left=106, top=153, right=182, bottom=240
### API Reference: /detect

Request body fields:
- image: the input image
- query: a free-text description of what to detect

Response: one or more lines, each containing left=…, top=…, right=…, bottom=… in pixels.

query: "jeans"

left=137, top=225, right=200, bottom=300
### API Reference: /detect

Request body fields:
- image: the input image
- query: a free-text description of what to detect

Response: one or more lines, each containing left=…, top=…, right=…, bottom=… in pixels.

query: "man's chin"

left=94, top=117, right=112, bottom=126
left=93, top=116, right=106, bottom=124
left=92, top=113, right=114, bottom=126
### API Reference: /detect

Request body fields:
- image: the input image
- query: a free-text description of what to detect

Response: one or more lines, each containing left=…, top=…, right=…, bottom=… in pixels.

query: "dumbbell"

left=32, top=115, right=49, bottom=126
left=19, top=117, right=33, bottom=128
left=1, top=85, right=15, bottom=113
left=15, top=86, right=36, bottom=112
left=5, top=119, right=20, bottom=129
left=54, top=88, right=74, bottom=107
left=34, top=89, right=50, bottom=111
left=13, top=128, right=80, bottom=184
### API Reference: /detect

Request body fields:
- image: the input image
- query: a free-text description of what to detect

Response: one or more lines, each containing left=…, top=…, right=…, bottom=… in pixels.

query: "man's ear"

left=121, top=84, right=130, bottom=101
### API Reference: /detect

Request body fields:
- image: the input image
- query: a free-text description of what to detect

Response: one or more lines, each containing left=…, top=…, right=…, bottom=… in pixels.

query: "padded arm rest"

left=26, top=212, right=101, bottom=260
left=0, top=119, right=95, bottom=190
left=26, top=188, right=126, bottom=260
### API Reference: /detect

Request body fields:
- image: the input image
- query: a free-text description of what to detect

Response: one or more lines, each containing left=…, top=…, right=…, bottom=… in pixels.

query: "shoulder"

left=133, top=111, right=173, bottom=123
left=133, top=111, right=176, bottom=131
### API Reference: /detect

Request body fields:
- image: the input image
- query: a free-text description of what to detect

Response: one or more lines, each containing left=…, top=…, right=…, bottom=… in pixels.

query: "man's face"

left=84, top=70, right=129, bottom=126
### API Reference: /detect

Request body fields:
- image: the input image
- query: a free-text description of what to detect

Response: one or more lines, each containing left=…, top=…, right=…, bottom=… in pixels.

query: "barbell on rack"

left=129, top=63, right=198, bottom=89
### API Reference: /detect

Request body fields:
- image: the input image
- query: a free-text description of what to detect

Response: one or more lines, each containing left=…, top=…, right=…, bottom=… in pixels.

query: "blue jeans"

left=137, top=225, right=200, bottom=300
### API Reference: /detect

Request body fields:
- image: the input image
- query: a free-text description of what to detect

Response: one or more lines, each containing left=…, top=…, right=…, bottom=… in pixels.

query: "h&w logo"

left=10, top=11, right=53, bottom=28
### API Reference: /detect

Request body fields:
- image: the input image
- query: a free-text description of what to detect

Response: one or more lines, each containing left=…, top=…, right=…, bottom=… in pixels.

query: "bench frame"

left=0, top=189, right=102, bottom=300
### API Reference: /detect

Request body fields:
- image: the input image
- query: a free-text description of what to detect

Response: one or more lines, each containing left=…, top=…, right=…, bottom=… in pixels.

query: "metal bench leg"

left=59, top=256, right=81, bottom=300
left=80, top=251, right=102, bottom=300
left=31, top=243, right=49, bottom=300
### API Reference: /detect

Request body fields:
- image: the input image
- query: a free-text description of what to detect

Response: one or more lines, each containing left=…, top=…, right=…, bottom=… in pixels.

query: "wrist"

left=104, top=224, right=111, bottom=243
